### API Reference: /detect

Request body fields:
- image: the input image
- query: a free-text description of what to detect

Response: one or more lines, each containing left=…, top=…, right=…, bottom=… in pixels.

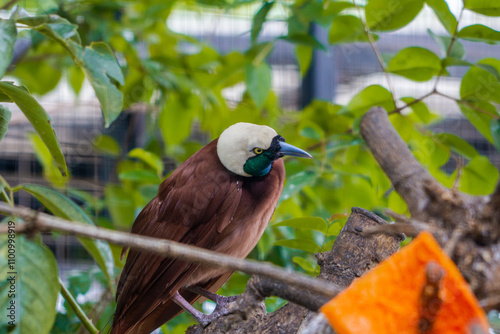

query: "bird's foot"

left=174, top=288, right=239, bottom=327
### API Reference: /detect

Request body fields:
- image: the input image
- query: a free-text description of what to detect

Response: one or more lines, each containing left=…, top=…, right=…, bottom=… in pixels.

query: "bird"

left=110, top=122, right=312, bottom=334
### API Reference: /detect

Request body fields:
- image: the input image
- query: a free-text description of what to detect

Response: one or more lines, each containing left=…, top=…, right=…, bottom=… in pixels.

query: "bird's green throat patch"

left=243, top=152, right=274, bottom=177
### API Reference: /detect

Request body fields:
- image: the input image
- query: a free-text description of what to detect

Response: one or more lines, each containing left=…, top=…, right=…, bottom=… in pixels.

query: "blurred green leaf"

left=458, top=102, right=496, bottom=143
left=280, top=170, right=317, bottom=203
left=491, top=119, right=500, bottom=152
left=463, top=0, right=500, bottom=17
left=460, top=58, right=500, bottom=104
left=28, top=133, right=67, bottom=187
left=346, top=85, right=395, bottom=116
left=273, top=239, right=320, bottom=253
left=251, top=1, right=274, bottom=44
left=400, top=97, right=434, bottom=124
left=428, top=29, right=465, bottom=59
left=458, top=24, right=500, bottom=44
left=12, top=62, right=63, bottom=95
left=425, top=0, right=457, bottom=34
left=329, top=15, right=377, bottom=44
left=118, top=170, right=161, bottom=183
left=245, top=62, right=271, bottom=109
left=387, top=47, right=441, bottom=81
left=92, top=134, right=121, bottom=157
left=0, top=105, right=11, bottom=143
left=295, top=45, right=313, bottom=78
left=0, top=82, right=68, bottom=176
left=460, top=156, right=499, bottom=195
left=128, top=148, right=164, bottom=176
left=159, top=94, right=194, bottom=146
left=282, top=34, right=325, bottom=50
left=434, top=133, right=479, bottom=159
left=0, top=18, right=16, bottom=78
left=105, top=185, right=135, bottom=228
left=272, top=217, right=328, bottom=233
left=17, top=184, right=115, bottom=292
left=0, top=235, right=59, bottom=334
left=366, top=0, right=424, bottom=32
left=292, top=256, right=315, bottom=273
left=68, top=66, right=85, bottom=95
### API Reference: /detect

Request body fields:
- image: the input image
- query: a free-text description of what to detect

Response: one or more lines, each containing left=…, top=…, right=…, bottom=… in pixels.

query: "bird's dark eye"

left=253, top=147, right=263, bottom=155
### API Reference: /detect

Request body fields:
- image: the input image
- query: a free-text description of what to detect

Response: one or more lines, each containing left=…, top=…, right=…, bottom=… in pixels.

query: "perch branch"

left=0, top=202, right=340, bottom=301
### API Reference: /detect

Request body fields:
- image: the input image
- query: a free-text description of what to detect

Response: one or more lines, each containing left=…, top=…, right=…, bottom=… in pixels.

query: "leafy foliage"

left=0, top=0, right=499, bottom=332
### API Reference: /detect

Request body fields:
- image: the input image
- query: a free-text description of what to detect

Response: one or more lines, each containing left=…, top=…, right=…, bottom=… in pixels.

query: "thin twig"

left=0, top=202, right=341, bottom=299
left=59, top=278, right=99, bottom=334
left=443, top=228, right=462, bottom=256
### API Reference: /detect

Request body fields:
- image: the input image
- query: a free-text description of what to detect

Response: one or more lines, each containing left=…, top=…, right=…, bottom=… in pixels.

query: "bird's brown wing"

left=111, top=140, right=243, bottom=334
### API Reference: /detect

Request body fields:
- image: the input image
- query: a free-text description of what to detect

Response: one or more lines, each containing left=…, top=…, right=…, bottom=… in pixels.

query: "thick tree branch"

left=0, top=202, right=340, bottom=302
left=360, top=108, right=442, bottom=216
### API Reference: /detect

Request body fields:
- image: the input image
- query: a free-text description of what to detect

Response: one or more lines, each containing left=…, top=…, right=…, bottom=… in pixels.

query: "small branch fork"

left=0, top=201, right=340, bottom=305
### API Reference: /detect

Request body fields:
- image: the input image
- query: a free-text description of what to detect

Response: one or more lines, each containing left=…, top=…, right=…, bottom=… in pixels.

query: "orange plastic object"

left=321, top=231, right=489, bottom=334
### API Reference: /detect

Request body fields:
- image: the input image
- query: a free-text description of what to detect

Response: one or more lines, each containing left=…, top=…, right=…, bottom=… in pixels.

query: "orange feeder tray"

left=321, top=231, right=489, bottom=334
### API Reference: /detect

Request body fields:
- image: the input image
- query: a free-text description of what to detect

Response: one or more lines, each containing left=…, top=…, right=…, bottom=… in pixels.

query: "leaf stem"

left=59, top=278, right=99, bottom=334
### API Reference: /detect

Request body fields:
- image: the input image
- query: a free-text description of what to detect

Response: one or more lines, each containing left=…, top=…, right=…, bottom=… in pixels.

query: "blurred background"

left=1, top=0, right=499, bottom=332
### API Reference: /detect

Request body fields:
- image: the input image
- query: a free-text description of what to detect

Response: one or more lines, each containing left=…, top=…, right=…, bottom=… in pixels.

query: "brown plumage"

left=111, top=139, right=285, bottom=334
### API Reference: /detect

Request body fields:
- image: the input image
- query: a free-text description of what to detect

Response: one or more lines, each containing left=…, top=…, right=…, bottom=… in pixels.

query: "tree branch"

left=360, top=108, right=442, bottom=216
left=0, top=202, right=340, bottom=302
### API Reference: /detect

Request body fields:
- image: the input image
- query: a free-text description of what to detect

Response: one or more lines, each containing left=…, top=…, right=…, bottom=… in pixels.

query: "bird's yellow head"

left=217, top=122, right=312, bottom=177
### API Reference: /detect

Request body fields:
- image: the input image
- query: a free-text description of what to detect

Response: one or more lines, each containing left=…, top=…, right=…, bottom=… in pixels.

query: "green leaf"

left=104, top=185, right=135, bottom=228
left=79, top=42, right=124, bottom=127
left=272, top=217, right=328, bottom=233
left=159, top=94, right=194, bottom=146
left=0, top=105, right=11, bottom=142
left=17, top=15, right=80, bottom=60
left=118, top=170, right=161, bottom=183
left=0, top=18, right=17, bottom=78
left=460, top=156, right=499, bottom=195
left=458, top=102, right=496, bottom=143
left=273, top=239, right=320, bottom=253
left=0, top=234, right=59, bottom=334
left=463, top=0, right=500, bottom=17
left=251, top=1, right=274, bottom=44
left=387, top=47, right=441, bottom=81
left=282, top=34, right=325, bottom=50
left=491, top=119, right=500, bottom=152
left=434, top=133, right=479, bottom=159
left=400, top=97, right=433, bottom=124
left=458, top=24, right=500, bottom=44
left=92, top=134, right=121, bottom=157
left=17, top=184, right=115, bottom=291
left=245, top=62, right=271, bottom=109
left=280, top=170, right=317, bottom=203
left=0, top=82, right=68, bottom=176
left=295, top=45, right=313, bottom=78
left=68, top=66, right=85, bottom=95
left=28, top=133, right=67, bottom=187
left=346, top=85, right=395, bottom=116
left=292, top=256, right=315, bottom=273
left=329, top=15, right=377, bottom=45
left=366, top=0, right=424, bottom=32
left=425, top=0, right=457, bottom=34
left=428, top=29, right=465, bottom=59
left=460, top=58, right=500, bottom=104
left=128, top=148, right=164, bottom=176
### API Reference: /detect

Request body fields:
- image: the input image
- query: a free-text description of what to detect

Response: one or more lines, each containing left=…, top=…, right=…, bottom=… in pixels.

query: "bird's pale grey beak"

left=279, top=142, right=313, bottom=159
